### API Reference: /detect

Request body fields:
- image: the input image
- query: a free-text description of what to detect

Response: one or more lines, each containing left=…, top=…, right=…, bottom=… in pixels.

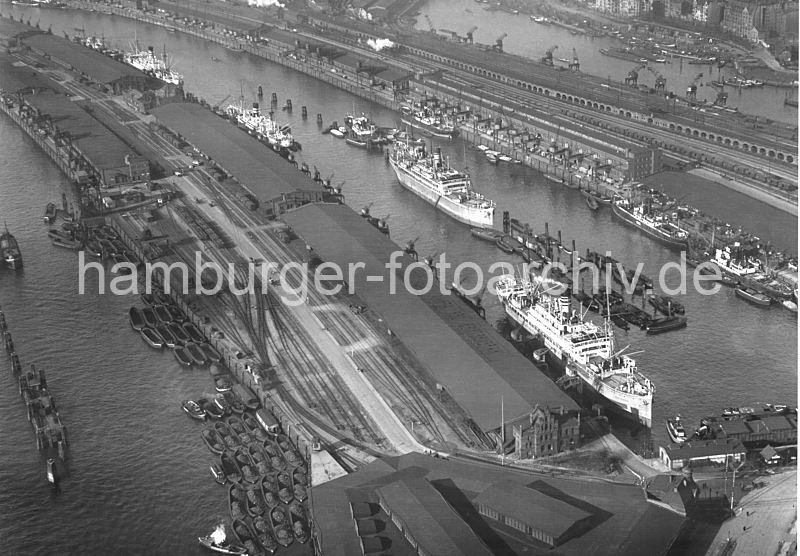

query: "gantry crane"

left=465, top=26, right=477, bottom=44
left=624, top=63, right=647, bottom=87
left=494, top=33, right=507, bottom=53
left=569, top=47, right=580, bottom=71
left=646, top=67, right=666, bottom=94
left=542, top=45, right=558, bottom=66
left=686, top=72, right=703, bottom=101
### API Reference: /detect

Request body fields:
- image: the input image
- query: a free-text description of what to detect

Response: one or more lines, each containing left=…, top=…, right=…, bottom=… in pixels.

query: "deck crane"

left=624, top=63, right=647, bottom=87
left=686, top=72, right=703, bottom=101
left=494, top=33, right=507, bottom=52
left=213, top=94, right=232, bottom=111
left=645, top=67, right=666, bottom=94
left=568, top=47, right=580, bottom=71
left=542, top=45, right=558, bottom=66
left=465, top=26, right=477, bottom=44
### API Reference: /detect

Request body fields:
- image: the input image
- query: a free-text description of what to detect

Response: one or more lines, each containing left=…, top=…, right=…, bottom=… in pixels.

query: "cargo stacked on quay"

left=388, top=141, right=494, bottom=227
left=496, top=275, right=654, bottom=427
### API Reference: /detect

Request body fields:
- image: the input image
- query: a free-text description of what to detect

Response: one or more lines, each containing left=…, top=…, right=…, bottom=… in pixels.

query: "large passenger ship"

left=388, top=141, right=494, bottom=228
left=495, top=275, right=654, bottom=427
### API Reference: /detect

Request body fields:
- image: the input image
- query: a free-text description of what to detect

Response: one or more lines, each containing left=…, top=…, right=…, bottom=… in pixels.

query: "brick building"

left=511, top=405, right=580, bottom=459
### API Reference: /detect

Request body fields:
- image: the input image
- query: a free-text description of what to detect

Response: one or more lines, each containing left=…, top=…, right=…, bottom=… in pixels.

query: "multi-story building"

left=511, top=405, right=580, bottom=460
left=723, top=1, right=760, bottom=41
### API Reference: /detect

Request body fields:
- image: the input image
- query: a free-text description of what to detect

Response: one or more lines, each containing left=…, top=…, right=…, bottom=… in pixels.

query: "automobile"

left=174, top=169, right=184, bottom=176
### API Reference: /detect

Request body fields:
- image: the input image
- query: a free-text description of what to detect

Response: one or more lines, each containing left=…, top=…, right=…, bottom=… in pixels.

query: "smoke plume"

left=367, top=38, right=394, bottom=52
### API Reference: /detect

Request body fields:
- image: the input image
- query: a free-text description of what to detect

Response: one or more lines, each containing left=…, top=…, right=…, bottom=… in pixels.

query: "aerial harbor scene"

left=0, top=0, right=797, bottom=553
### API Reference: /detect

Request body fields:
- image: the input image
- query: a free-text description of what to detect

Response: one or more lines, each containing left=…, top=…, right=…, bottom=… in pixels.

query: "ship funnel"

left=251, top=102, right=260, bottom=116
left=559, top=295, right=570, bottom=312
left=148, top=46, right=154, bottom=54
left=433, top=148, right=442, bottom=167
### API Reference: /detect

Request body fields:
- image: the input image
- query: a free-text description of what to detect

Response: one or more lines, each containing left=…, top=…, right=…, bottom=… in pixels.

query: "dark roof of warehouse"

left=282, top=202, right=577, bottom=432
left=662, top=438, right=746, bottom=460
left=473, top=480, right=591, bottom=539
left=0, top=54, right=65, bottom=94
left=312, top=452, right=685, bottom=556
left=376, top=477, right=493, bottom=556
left=25, top=91, right=136, bottom=171
left=151, top=102, right=323, bottom=201
left=22, top=34, right=147, bottom=84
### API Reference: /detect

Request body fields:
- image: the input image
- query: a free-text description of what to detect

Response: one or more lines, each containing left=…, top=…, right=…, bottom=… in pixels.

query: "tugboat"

left=198, top=523, right=246, bottom=555
left=182, top=400, right=207, bottom=421
left=43, top=203, right=58, bottom=224
left=666, top=416, right=687, bottom=443
left=0, top=226, right=23, bottom=270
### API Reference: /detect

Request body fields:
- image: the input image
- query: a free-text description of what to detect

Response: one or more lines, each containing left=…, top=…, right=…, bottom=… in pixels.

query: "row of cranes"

left=686, top=72, right=728, bottom=106
left=432, top=26, right=506, bottom=53
left=541, top=45, right=579, bottom=71
left=624, top=63, right=666, bottom=93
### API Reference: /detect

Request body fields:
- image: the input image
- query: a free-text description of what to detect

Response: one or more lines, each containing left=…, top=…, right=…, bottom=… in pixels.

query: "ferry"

left=388, top=142, right=495, bottom=228
left=0, top=226, right=23, bottom=270
left=611, top=199, right=689, bottom=250
left=124, top=44, right=182, bottom=85
left=495, top=275, right=654, bottom=427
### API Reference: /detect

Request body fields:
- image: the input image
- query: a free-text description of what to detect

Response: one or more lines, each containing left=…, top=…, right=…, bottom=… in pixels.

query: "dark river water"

left=0, top=5, right=796, bottom=553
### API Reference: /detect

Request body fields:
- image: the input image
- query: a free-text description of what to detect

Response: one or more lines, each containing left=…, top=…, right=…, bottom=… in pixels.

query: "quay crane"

left=212, top=94, right=231, bottom=111
left=542, top=45, right=558, bottom=66
left=465, top=25, right=477, bottom=44
left=624, top=63, right=647, bottom=87
left=646, top=67, right=666, bottom=94
left=494, top=33, right=507, bottom=53
left=568, top=47, right=580, bottom=71
left=686, top=73, right=703, bottom=102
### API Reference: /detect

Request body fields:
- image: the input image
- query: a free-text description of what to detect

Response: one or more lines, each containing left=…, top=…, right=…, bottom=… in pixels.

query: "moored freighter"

left=388, top=141, right=494, bottom=228
left=495, top=275, right=653, bottom=427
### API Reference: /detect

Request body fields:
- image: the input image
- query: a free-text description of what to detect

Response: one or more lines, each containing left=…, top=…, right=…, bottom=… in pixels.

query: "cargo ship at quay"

left=495, top=275, right=654, bottom=427
left=388, top=141, right=495, bottom=227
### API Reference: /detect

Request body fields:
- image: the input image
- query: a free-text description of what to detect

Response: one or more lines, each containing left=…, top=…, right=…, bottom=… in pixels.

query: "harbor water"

left=0, top=6, right=796, bottom=552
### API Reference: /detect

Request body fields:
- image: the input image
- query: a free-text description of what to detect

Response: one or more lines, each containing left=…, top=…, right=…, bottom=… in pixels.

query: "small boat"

left=223, top=392, right=246, bottom=415
left=246, top=485, right=267, bottom=517
left=231, top=518, right=256, bottom=554
left=586, top=195, right=600, bottom=211
left=182, top=400, right=206, bottom=421
left=169, top=322, right=192, bottom=345
left=201, top=343, right=223, bottom=363
left=51, top=237, right=83, bottom=250
left=292, top=520, right=309, bottom=544
left=211, top=56, right=221, bottom=62
left=278, top=487, right=293, bottom=505
left=782, top=300, right=798, bottom=313
left=141, top=327, right=165, bottom=349
left=497, top=154, right=513, bottom=163
left=186, top=342, right=209, bottom=365
left=210, top=463, right=227, bottom=485
left=496, top=235, right=516, bottom=254
left=235, top=448, right=259, bottom=484
left=202, top=428, right=225, bottom=454
left=141, top=307, right=159, bottom=328
left=154, top=304, right=173, bottom=324
left=156, top=324, right=178, bottom=348
left=329, top=127, right=345, bottom=138
left=141, top=293, right=157, bottom=306
left=213, top=394, right=231, bottom=416
left=645, top=316, right=687, bottom=335
left=485, top=152, right=498, bottom=164
left=471, top=228, right=504, bottom=243
left=252, top=516, right=279, bottom=554
left=198, top=524, right=246, bottom=555
left=174, top=345, right=194, bottom=366
left=289, top=500, right=306, bottom=519
left=129, top=307, right=145, bottom=331
left=43, top=203, right=58, bottom=224
left=215, top=375, right=233, bottom=392
left=199, top=398, right=225, bottom=420
left=227, top=415, right=248, bottom=437
left=293, top=483, right=307, bottom=502
left=611, top=315, right=630, bottom=331
left=166, top=305, right=186, bottom=323
left=183, top=322, right=206, bottom=343
left=84, top=239, right=103, bottom=258
left=345, top=136, right=368, bottom=148
left=0, top=226, right=23, bottom=270
left=221, top=451, right=243, bottom=483
left=666, top=416, right=687, bottom=444
left=263, top=488, right=280, bottom=511
left=735, top=286, right=772, bottom=307
left=271, top=508, right=294, bottom=548
left=532, top=348, right=548, bottom=363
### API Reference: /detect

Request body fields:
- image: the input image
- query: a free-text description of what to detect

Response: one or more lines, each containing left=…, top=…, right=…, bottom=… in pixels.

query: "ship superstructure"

left=388, top=141, right=494, bottom=227
left=124, top=44, right=182, bottom=86
left=495, top=275, right=654, bottom=426
left=225, top=101, right=297, bottom=150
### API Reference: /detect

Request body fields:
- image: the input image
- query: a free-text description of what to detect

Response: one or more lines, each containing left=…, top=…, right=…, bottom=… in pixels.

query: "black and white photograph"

left=0, top=0, right=797, bottom=553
